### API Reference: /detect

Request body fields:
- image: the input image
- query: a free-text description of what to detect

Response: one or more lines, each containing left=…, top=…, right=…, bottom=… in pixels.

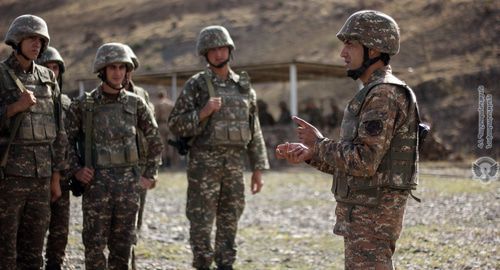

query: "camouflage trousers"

left=82, top=167, right=141, bottom=270
left=334, top=189, right=409, bottom=270
left=186, top=147, right=246, bottom=268
left=45, top=188, right=70, bottom=267
left=0, top=176, right=50, bottom=270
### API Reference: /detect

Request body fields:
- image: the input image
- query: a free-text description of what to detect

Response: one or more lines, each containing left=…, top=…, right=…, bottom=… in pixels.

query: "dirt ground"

left=60, top=162, right=499, bottom=269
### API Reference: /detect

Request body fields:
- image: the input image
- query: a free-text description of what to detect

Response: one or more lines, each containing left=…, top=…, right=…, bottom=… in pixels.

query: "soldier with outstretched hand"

left=277, top=10, right=423, bottom=270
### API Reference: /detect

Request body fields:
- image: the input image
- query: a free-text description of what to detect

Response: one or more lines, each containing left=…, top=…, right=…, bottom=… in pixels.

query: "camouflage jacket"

left=0, top=53, right=67, bottom=178
left=66, top=85, right=163, bottom=179
left=127, top=80, right=155, bottom=167
left=127, top=80, right=154, bottom=113
left=168, top=67, right=269, bottom=171
left=309, top=66, right=417, bottom=205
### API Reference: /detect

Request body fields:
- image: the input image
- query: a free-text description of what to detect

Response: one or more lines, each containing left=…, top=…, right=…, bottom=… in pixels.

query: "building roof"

left=77, top=60, right=347, bottom=87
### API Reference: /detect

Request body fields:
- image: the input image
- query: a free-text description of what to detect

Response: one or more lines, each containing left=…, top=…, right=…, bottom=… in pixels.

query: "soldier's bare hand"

left=275, top=142, right=290, bottom=159
left=75, top=167, right=94, bottom=184
left=293, top=116, right=324, bottom=148
left=276, top=142, right=312, bottom=164
left=17, top=90, right=37, bottom=110
left=7, top=90, right=37, bottom=117
left=251, top=170, right=263, bottom=194
left=286, top=143, right=313, bottom=164
left=199, top=97, right=222, bottom=121
left=140, top=177, right=155, bottom=190
left=50, top=171, right=62, bottom=202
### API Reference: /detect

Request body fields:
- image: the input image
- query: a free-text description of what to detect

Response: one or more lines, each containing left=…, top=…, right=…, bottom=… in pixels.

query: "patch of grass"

left=396, top=224, right=499, bottom=269
left=136, top=241, right=189, bottom=261
left=419, top=175, right=498, bottom=195
left=237, top=226, right=344, bottom=270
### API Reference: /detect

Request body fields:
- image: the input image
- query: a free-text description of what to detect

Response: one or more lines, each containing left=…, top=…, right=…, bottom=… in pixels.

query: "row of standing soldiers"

left=0, top=9, right=424, bottom=270
left=0, top=15, right=165, bottom=270
left=0, top=15, right=267, bottom=270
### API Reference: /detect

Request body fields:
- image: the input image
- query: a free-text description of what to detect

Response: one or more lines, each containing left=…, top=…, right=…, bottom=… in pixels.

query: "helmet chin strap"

left=347, top=46, right=381, bottom=80
left=205, top=49, right=232, bottom=68
left=15, top=44, right=32, bottom=61
left=207, top=57, right=230, bottom=68
left=14, top=40, right=45, bottom=61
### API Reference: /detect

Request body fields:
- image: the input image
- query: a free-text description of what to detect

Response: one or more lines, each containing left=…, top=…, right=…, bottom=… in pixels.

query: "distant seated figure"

left=325, top=98, right=342, bottom=129
left=277, top=101, right=292, bottom=124
left=303, top=98, right=323, bottom=128
left=257, top=99, right=276, bottom=126
left=154, top=92, right=175, bottom=167
left=155, top=92, right=174, bottom=129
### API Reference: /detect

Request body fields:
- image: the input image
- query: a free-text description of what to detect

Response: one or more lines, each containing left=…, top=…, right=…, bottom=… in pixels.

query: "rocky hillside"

left=0, top=0, right=498, bottom=158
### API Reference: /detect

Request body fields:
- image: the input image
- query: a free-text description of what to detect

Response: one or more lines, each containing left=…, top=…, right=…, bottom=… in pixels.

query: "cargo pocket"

left=126, top=144, right=139, bottom=163
left=240, top=122, right=251, bottom=141
left=214, top=121, right=228, bottom=140
left=17, top=115, right=34, bottom=140
left=96, top=149, right=111, bottom=167
left=32, top=124, right=46, bottom=140
left=44, top=122, right=57, bottom=139
left=228, top=122, right=240, bottom=141
left=335, top=177, right=349, bottom=199
left=110, top=151, right=126, bottom=165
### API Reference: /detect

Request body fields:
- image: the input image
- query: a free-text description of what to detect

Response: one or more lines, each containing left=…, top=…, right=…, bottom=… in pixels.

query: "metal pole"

left=289, top=64, right=298, bottom=116
left=78, top=80, right=85, bottom=96
left=171, top=73, right=177, bottom=100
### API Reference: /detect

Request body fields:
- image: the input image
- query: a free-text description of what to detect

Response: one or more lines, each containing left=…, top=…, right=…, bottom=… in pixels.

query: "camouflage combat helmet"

left=92, top=43, right=134, bottom=73
left=4, top=14, right=50, bottom=53
left=196, top=25, right=235, bottom=56
left=123, top=44, right=139, bottom=70
left=337, top=10, right=400, bottom=55
left=37, top=46, right=65, bottom=73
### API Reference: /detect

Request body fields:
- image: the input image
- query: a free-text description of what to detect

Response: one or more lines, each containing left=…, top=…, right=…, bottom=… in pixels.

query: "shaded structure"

left=77, top=60, right=347, bottom=116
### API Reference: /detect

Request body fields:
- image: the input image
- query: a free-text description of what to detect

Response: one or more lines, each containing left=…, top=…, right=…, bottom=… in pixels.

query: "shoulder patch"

left=363, top=119, right=384, bottom=136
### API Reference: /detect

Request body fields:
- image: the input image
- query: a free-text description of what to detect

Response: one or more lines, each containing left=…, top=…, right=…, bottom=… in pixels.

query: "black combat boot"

left=216, top=265, right=233, bottom=270
left=45, top=263, right=62, bottom=270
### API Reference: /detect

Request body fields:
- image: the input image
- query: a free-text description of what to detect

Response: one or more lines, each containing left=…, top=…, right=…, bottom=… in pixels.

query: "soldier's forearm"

left=6, top=103, right=21, bottom=118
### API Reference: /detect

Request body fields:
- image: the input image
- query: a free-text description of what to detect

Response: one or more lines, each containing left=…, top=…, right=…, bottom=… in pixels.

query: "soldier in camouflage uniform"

left=66, top=43, right=163, bottom=269
left=276, top=10, right=422, bottom=269
left=0, top=15, right=67, bottom=269
left=37, top=46, right=72, bottom=270
left=168, top=25, right=269, bottom=270
left=122, top=43, right=157, bottom=270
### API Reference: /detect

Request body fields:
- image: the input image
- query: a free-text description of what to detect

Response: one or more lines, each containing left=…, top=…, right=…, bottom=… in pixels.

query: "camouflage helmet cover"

left=92, top=43, right=134, bottom=73
left=196, top=25, right=235, bottom=56
left=37, top=46, right=65, bottom=73
left=5, top=15, right=50, bottom=53
left=123, top=44, right=139, bottom=70
left=336, top=10, right=400, bottom=55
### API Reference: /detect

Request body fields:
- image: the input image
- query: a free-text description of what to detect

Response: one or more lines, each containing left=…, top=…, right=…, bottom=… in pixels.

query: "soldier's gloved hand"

left=293, top=116, right=324, bottom=148
left=75, top=167, right=94, bottom=184
left=140, top=176, right=155, bottom=190
left=199, top=97, right=222, bottom=121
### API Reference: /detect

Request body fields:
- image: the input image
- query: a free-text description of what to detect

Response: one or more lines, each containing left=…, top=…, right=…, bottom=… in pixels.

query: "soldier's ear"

left=368, top=48, right=381, bottom=58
